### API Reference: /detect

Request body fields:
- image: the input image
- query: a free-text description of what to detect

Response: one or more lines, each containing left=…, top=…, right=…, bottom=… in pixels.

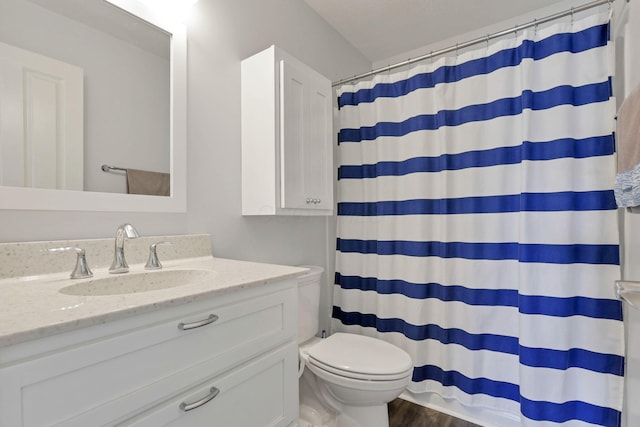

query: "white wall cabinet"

left=0, top=279, right=298, bottom=427
left=241, top=45, right=333, bottom=216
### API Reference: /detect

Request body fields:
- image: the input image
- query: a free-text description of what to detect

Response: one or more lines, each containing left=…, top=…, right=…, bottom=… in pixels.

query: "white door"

left=0, top=41, right=83, bottom=190
left=279, top=58, right=332, bottom=211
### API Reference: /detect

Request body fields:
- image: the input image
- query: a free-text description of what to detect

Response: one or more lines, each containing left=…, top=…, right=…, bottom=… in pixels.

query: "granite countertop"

left=0, top=256, right=306, bottom=348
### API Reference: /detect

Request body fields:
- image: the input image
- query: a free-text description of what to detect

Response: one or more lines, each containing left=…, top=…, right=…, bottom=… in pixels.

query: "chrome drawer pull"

left=180, top=387, right=220, bottom=412
left=178, top=314, right=219, bottom=330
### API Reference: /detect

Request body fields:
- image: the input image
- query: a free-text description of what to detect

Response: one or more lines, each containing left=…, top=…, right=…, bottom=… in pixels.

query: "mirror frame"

left=0, top=0, right=187, bottom=212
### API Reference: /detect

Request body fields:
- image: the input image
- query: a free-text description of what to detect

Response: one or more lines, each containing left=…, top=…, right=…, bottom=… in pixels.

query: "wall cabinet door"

left=280, top=59, right=332, bottom=211
left=241, top=45, right=333, bottom=216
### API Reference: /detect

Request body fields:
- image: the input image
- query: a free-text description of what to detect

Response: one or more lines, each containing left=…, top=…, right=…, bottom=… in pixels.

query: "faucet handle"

left=145, top=241, right=172, bottom=270
left=47, top=246, right=93, bottom=279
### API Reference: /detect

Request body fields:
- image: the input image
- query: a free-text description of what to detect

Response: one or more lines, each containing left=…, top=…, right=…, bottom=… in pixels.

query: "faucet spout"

left=110, top=223, right=139, bottom=274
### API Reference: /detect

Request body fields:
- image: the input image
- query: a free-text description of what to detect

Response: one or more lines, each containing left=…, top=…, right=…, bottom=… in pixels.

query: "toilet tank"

left=297, top=265, right=323, bottom=343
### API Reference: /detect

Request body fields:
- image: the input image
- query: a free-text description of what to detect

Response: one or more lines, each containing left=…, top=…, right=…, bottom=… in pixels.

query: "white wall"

left=184, top=0, right=370, bottom=267
left=0, top=0, right=170, bottom=194
left=183, top=0, right=368, bottom=333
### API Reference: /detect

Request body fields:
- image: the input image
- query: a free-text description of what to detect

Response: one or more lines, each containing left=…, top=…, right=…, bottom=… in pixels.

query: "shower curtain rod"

left=332, top=0, right=619, bottom=87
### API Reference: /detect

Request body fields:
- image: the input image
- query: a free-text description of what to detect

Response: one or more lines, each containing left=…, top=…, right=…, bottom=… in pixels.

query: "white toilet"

left=297, top=266, right=413, bottom=427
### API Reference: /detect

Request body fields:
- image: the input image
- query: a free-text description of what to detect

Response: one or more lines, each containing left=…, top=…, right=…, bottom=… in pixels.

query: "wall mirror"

left=0, top=0, right=186, bottom=212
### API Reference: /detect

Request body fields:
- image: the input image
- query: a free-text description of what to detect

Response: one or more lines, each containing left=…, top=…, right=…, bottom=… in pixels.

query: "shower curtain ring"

left=534, top=19, right=538, bottom=35
left=570, top=7, right=575, bottom=25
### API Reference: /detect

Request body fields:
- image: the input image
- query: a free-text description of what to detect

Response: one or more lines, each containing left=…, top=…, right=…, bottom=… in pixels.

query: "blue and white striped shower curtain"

left=333, top=12, right=624, bottom=426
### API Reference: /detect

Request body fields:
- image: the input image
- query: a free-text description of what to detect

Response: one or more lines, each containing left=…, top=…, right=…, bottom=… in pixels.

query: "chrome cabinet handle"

left=180, top=387, right=220, bottom=412
left=178, top=314, right=219, bottom=330
left=306, top=198, right=321, bottom=204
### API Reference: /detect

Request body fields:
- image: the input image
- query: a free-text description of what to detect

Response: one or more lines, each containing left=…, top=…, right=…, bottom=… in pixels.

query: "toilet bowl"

left=297, top=267, right=413, bottom=427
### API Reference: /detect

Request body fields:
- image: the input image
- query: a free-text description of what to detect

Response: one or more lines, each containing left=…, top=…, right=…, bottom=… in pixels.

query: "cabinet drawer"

left=123, top=342, right=298, bottom=427
left=0, top=286, right=296, bottom=426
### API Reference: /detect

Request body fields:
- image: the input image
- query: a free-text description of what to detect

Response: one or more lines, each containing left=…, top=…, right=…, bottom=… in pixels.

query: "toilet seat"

left=305, top=333, right=413, bottom=381
left=307, top=358, right=412, bottom=381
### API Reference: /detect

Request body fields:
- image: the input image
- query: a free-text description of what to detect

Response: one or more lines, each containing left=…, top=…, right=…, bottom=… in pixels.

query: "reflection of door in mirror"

left=0, top=43, right=84, bottom=190
left=0, top=41, right=83, bottom=191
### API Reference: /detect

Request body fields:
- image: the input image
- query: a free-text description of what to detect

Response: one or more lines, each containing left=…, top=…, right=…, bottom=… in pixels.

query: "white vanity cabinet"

left=0, top=279, right=298, bottom=427
left=241, top=45, right=333, bottom=216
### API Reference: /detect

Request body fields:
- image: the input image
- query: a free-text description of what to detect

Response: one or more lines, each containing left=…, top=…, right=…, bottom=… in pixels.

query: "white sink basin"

left=59, top=269, right=217, bottom=296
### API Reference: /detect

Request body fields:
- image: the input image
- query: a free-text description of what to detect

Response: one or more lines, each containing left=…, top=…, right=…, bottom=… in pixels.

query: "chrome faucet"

left=109, top=223, right=139, bottom=274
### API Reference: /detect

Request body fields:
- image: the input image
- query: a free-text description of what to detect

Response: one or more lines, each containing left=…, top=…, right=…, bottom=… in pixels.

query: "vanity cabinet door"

left=124, top=342, right=298, bottom=427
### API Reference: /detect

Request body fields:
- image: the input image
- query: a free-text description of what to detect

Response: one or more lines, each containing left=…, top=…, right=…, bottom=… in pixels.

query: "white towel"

left=614, top=83, right=640, bottom=207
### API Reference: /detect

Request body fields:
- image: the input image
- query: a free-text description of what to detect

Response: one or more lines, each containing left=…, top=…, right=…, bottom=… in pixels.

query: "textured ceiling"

left=303, top=0, right=567, bottom=63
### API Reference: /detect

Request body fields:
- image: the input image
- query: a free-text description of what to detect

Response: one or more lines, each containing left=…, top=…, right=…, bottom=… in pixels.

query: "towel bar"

left=615, top=280, right=640, bottom=310
left=101, top=164, right=127, bottom=173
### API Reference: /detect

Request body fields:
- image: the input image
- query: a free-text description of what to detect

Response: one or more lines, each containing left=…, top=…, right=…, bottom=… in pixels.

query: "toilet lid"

left=306, top=333, right=413, bottom=379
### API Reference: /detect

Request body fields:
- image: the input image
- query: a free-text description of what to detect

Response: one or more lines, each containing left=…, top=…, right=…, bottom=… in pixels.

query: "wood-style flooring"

left=388, top=398, right=481, bottom=427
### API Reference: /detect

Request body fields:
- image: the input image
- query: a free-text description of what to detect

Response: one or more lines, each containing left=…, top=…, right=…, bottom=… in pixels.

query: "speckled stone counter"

left=0, top=234, right=213, bottom=279
left=0, top=234, right=306, bottom=348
